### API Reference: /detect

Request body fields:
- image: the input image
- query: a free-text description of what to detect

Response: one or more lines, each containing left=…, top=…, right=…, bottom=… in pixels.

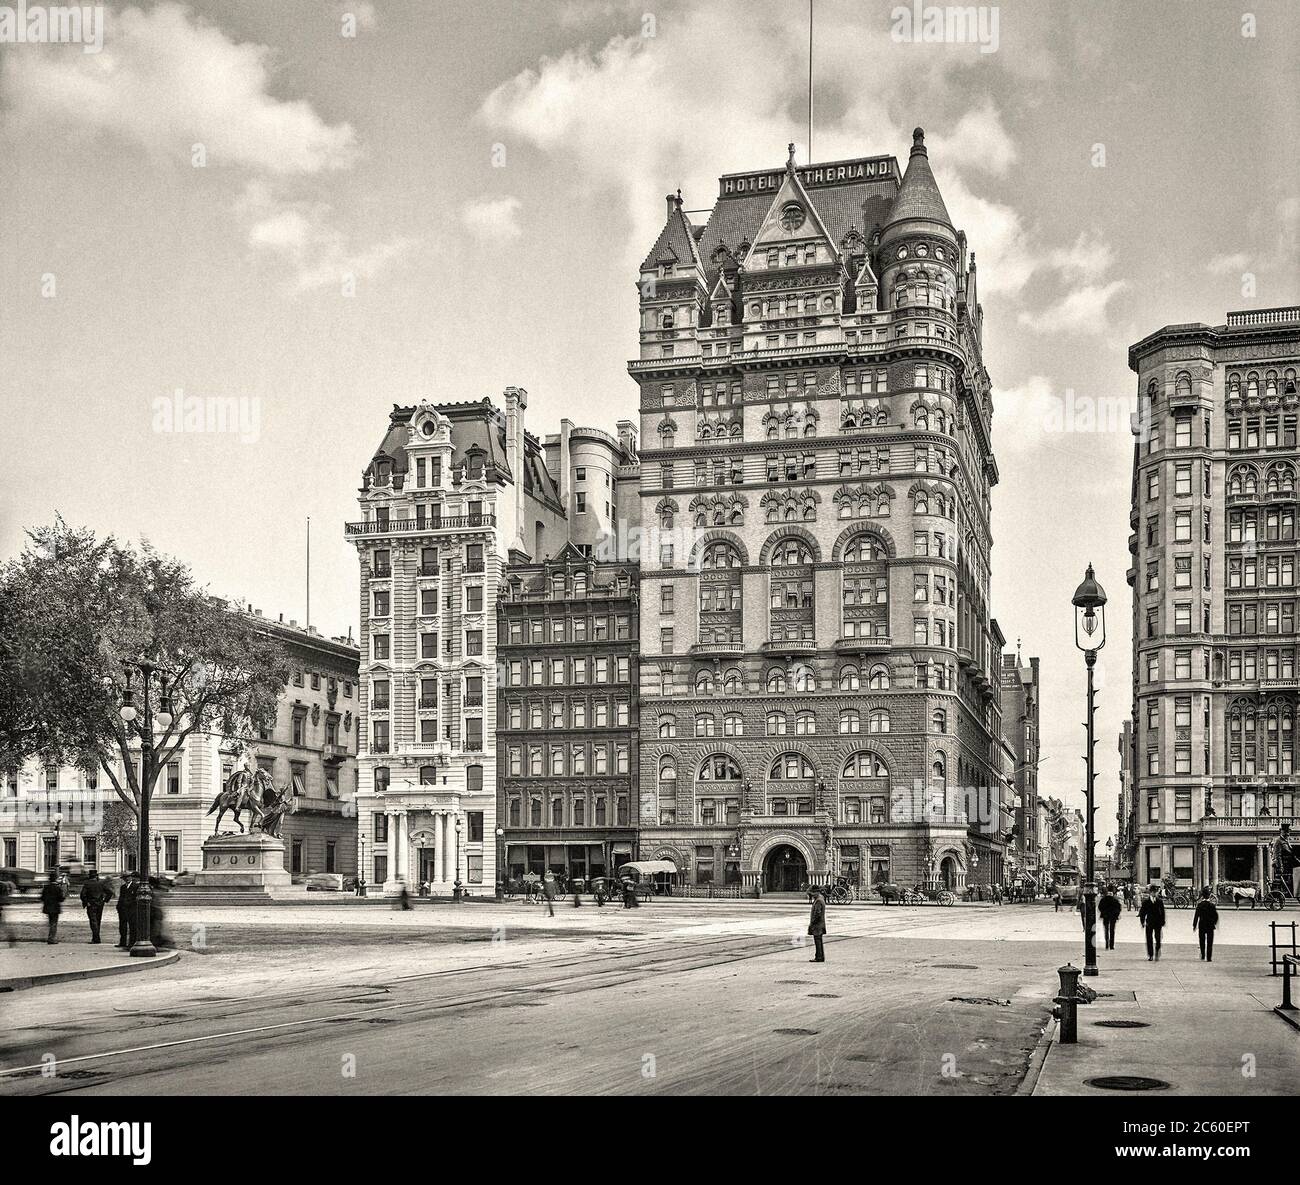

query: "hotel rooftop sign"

left=719, top=156, right=899, bottom=198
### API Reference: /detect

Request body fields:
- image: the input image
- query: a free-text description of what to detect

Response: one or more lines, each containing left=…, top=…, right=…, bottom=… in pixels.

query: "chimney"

left=665, top=193, right=676, bottom=220
left=559, top=418, right=573, bottom=511
left=503, top=386, right=528, bottom=553
left=616, top=419, right=638, bottom=459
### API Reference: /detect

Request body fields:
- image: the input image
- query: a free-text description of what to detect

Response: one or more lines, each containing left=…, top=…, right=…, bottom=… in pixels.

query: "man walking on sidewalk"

left=1139, top=883, right=1166, bottom=961
left=1193, top=886, right=1219, bottom=962
left=1098, top=883, right=1122, bottom=950
left=79, top=870, right=114, bottom=944
left=40, top=871, right=64, bottom=944
left=542, top=871, right=557, bottom=917
left=807, top=888, right=827, bottom=963
left=116, top=873, right=137, bottom=948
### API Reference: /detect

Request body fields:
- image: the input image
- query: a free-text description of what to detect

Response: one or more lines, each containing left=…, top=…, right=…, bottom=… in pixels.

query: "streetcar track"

left=0, top=931, right=833, bottom=1091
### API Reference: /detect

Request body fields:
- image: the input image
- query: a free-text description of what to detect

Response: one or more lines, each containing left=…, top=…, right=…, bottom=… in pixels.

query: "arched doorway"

left=765, top=844, right=808, bottom=892
left=939, top=855, right=958, bottom=890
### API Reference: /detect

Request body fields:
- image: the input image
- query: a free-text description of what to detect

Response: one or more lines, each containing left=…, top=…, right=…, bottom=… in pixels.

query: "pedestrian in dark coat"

left=1193, top=886, right=1219, bottom=962
left=79, top=870, right=114, bottom=944
left=1138, top=885, right=1166, bottom=961
left=807, top=889, right=827, bottom=962
left=1052, top=888, right=1062, bottom=912
left=0, top=876, right=15, bottom=946
left=1098, top=886, right=1122, bottom=950
left=40, top=871, right=65, bottom=944
left=542, top=872, right=557, bottom=918
left=116, top=874, right=137, bottom=948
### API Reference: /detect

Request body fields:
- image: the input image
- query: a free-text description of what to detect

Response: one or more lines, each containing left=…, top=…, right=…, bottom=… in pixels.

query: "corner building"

left=349, top=393, right=640, bottom=893
left=633, top=131, right=1008, bottom=892
left=1127, top=307, right=1299, bottom=892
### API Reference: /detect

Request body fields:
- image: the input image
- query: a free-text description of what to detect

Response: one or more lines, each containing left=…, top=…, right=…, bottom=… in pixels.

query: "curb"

left=1274, top=1007, right=1300, bottom=1033
left=1016, top=1013, right=1058, bottom=1097
left=0, top=949, right=181, bottom=993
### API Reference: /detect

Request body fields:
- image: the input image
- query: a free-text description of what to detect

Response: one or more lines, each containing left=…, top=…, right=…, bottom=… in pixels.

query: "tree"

left=0, top=519, right=292, bottom=832
left=97, top=799, right=138, bottom=855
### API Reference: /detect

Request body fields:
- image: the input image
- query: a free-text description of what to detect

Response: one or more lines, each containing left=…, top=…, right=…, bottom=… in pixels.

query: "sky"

left=1, top=0, right=1297, bottom=839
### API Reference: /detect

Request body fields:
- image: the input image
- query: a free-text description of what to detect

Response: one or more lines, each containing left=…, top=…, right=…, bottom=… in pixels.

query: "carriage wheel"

left=1268, top=891, right=1284, bottom=911
left=938, top=891, right=955, bottom=906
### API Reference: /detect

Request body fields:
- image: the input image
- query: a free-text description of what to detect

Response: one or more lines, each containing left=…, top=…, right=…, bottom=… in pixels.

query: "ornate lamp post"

left=52, top=811, right=63, bottom=879
left=118, top=659, right=173, bottom=958
left=453, top=815, right=463, bottom=902
left=1072, top=563, right=1107, bottom=977
left=359, top=833, right=367, bottom=895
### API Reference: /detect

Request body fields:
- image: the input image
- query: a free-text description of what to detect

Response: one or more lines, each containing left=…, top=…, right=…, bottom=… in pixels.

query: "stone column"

left=433, top=813, right=443, bottom=883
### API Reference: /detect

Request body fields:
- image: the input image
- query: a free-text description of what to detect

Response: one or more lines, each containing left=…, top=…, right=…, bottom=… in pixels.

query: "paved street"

left=2, top=900, right=1294, bottom=1096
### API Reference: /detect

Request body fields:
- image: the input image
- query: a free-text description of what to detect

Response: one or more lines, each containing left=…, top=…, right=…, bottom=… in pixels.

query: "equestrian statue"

left=205, top=749, right=292, bottom=838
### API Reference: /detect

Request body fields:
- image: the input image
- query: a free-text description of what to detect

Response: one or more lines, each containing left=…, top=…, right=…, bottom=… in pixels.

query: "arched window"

left=932, top=755, right=947, bottom=795
left=868, top=709, right=890, bottom=734
left=700, top=540, right=743, bottom=647
left=695, top=671, right=714, bottom=695
left=766, top=669, right=787, bottom=693
left=766, top=711, right=788, bottom=736
left=659, top=757, right=677, bottom=798
left=770, top=537, right=815, bottom=643
left=839, top=709, right=860, bottom=734
left=795, top=710, right=816, bottom=735
left=792, top=664, right=815, bottom=692
left=722, top=668, right=742, bottom=694
left=868, top=664, right=890, bottom=690
left=844, top=534, right=888, bottom=562
left=914, top=409, right=929, bottom=431
left=1175, top=371, right=1191, bottom=398
left=769, top=753, right=815, bottom=780
left=724, top=713, right=744, bottom=736
left=839, top=665, right=861, bottom=691
left=842, top=752, right=888, bottom=779
left=932, top=708, right=947, bottom=733
left=915, top=490, right=929, bottom=514
left=658, top=716, right=676, bottom=739
left=698, top=755, right=742, bottom=783
left=695, top=713, right=716, bottom=738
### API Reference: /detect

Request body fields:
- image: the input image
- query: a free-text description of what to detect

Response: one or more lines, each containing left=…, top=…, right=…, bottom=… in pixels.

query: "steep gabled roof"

left=884, top=127, right=951, bottom=228
left=740, top=148, right=840, bottom=270
left=639, top=193, right=706, bottom=275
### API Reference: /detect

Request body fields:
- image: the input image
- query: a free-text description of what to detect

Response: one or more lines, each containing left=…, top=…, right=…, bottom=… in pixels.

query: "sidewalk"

left=0, top=941, right=180, bottom=992
left=1026, top=942, right=1300, bottom=1096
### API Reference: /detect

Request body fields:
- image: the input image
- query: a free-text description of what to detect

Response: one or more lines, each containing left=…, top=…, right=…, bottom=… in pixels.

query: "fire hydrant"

left=1053, top=963, right=1081, bottom=1044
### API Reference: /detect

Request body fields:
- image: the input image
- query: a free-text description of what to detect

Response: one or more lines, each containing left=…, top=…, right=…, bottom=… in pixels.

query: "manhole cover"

left=807, top=993, right=841, bottom=998
left=1086, top=1075, right=1170, bottom=1091
left=1094, top=1020, right=1150, bottom=1029
left=949, top=996, right=1011, bottom=1007
left=934, top=964, right=979, bottom=970
left=772, top=1027, right=819, bottom=1036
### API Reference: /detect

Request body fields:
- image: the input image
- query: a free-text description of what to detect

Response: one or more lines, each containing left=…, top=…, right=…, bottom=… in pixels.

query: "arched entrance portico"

left=764, top=844, right=808, bottom=892
left=939, top=855, right=958, bottom=890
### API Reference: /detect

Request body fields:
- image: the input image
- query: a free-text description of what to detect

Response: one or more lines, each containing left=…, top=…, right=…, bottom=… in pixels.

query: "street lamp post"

left=1072, top=563, right=1108, bottom=978
left=52, top=811, right=63, bottom=881
left=453, top=816, right=463, bottom=902
left=495, top=826, right=505, bottom=900
left=359, top=834, right=367, bottom=895
left=118, top=659, right=173, bottom=959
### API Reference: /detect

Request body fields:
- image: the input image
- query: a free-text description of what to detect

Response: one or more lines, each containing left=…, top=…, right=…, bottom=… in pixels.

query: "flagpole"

left=306, top=516, right=311, bottom=629
left=807, top=0, right=814, bottom=161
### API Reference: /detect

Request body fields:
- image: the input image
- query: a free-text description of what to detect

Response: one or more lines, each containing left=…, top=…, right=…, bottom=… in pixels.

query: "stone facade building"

left=497, top=544, right=639, bottom=883
left=1000, top=650, right=1041, bottom=885
left=630, top=131, right=1010, bottom=892
left=1127, top=306, right=1299, bottom=892
left=349, top=394, right=639, bottom=893
left=0, top=611, right=359, bottom=880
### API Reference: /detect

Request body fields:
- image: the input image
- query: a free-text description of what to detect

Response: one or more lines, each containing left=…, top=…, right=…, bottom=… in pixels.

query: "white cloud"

left=1017, top=280, right=1127, bottom=335
left=1207, top=251, right=1251, bottom=276
left=1046, top=231, right=1116, bottom=282
left=460, top=196, right=523, bottom=244
left=1, top=2, right=357, bottom=174
left=238, top=181, right=414, bottom=294
left=0, top=3, right=416, bottom=295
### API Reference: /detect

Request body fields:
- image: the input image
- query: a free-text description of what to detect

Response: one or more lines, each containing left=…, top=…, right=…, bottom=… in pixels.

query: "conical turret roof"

left=884, top=127, right=951, bottom=228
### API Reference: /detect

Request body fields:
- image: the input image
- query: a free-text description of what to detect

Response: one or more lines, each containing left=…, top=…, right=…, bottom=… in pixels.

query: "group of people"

left=1093, top=882, right=1219, bottom=962
left=34, top=869, right=170, bottom=949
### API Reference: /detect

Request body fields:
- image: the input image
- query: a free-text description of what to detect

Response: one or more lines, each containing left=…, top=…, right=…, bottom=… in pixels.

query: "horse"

left=206, top=765, right=276, bottom=834
left=1230, top=885, right=1260, bottom=909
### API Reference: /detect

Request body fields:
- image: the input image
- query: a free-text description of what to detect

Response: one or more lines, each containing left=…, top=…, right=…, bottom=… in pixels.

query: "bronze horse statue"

left=206, top=763, right=290, bottom=837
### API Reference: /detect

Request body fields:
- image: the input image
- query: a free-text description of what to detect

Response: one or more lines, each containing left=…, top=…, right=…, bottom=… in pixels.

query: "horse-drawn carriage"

left=875, top=881, right=956, bottom=906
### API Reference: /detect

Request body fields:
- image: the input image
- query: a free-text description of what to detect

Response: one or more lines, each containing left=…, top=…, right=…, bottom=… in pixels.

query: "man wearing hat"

left=78, top=869, right=114, bottom=944
left=1138, top=883, right=1166, bottom=961
left=115, top=872, right=138, bottom=949
left=807, top=888, right=827, bottom=963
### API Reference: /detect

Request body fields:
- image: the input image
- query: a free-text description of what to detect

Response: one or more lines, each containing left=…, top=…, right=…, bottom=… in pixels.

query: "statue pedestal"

left=196, top=832, right=292, bottom=890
